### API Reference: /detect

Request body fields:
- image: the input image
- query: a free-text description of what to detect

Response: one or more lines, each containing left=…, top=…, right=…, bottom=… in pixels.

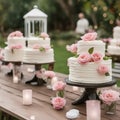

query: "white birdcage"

left=23, top=5, right=47, bottom=37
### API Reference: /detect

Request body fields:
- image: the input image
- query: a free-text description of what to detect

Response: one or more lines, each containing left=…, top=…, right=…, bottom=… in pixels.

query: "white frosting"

left=27, top=37, right=50, bottom=48
left=7, top=37, right=26, bottom=48
left=23, top=48, right=54, bottom=63
left=4, top=47, right=24, bottom=61
left=113, top=26, right=120, bottom=39
left=107, top=46, right=120, bottom=55
left=68, top=57, right=112, bottom=83
left=77, top=40, right=105, bottom=56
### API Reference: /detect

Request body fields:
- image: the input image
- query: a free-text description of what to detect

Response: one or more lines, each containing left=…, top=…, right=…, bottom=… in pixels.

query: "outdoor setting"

left=0, top=0, right=120, bottom=120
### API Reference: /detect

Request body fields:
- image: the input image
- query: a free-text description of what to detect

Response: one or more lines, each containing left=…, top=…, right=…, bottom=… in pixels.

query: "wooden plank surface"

left=0, top=64, right=120, bottom=120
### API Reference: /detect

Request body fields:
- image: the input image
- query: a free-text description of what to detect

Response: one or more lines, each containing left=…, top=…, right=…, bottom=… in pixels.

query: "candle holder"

left=13, top=64, right=21, bottom=83
left=23, top=89, right=32, bottom=105
left=86, top=100, right=101, bottom=120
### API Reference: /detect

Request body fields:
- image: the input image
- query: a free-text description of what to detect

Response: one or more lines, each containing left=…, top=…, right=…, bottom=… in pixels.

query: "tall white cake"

left=107, top=26, right=120, bottom=55
left=4, top=31, right=26, bottom=61
left=67, top=32, right=112, bottom=83
left=23, top=32, right=54, bottom=63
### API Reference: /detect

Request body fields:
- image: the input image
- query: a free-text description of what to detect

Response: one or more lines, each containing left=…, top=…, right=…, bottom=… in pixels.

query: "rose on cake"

left=97, top=64, right=109, bottom=76
left=8, top=31, right=23, bottom=38
left=77, top=53, right=91, bottom=64
left=32, top=44, right=51, bottom=52
left=81, top=32, right=97, bottom=41
left=51, top=97, right=66, bottom=110
left=91, top=52, right=103, bottom=62
left=40, top=32, right=49, bottom=39
left=10, top=44, right=23, bottom=53
left=66, top=43, right=78, bottom=54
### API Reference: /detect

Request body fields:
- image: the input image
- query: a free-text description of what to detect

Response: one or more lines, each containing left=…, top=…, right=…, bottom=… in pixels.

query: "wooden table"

left=0, top=65, right=120, bottom=120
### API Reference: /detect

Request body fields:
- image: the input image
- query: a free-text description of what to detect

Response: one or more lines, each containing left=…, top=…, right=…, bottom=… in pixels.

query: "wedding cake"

left=66, top=32, right=112, bottom=83
left=23, top=32, right=54, bottom=63
left=107, top=26, right=120, bottom=55
left=4, top=31, right=26, bottom=61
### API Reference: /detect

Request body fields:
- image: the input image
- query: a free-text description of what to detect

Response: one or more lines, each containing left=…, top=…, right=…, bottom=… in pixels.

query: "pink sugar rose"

left=51, top=97, right=66, bottom=110
left=99, top=89, right=120, bottom=105
left=97, top=64, right=109, bottom=75
left=52, top=81, right=66, bottom=91
left=8, top=31, right=23, bottom=37
left=0, top=55, right=4, bottom=60
left=10, top=44, right=23, bottom=49
left=32, top=44, right=40, bottom=49
left=77, top=53, right=91, bottom=64
left=40, top=32, right=49, bottom=38
left=43, top=45, right=51, bottom=51
left=91, top=52, right=103, bottom=62
left=66, top=43, right=77, bottom=54
left=44, top=71, right=56, bottom=79
left=81, top=32, right=97, bottom=41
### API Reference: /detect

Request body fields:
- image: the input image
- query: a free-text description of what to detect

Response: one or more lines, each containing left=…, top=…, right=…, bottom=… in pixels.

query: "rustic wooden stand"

left=24, top=62, right=55, bottom=86
left=66, top=79, right=116, bottom=105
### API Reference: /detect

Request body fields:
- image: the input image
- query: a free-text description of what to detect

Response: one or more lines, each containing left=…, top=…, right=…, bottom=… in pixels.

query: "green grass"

left=52, top=39, right=74, bottom=74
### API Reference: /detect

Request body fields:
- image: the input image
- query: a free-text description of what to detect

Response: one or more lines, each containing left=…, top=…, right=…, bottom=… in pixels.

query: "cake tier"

left=4, top=47, right=24, bottom=61
left=23, top=48, right=54, bottom=63
left=77, top=40, right=105, bottom=56
left=27, top=37, right=50, bottom=48
left=68, top=57, right=112, bottom=83
left=7, top=37, right=26, bottom=48
left=107, top=46, right=120, bottom=55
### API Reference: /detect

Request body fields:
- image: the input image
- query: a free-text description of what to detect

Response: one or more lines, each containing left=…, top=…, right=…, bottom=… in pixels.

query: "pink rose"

left=44, top=71, right=56, bottom=79
left=32, top=44, right=40, bottom=49
left=40, top=32, right=49, bottom=38
left=99, top=89, right=120, bottom=105
left=52, top=81, right=66, bottom=91
left=77, top=53, right=91, bottom=64
left=97, top=64, right=109, bottom=75
left=44, top=45, right=51, bottom=51
left=91, top=52, right=103, bottom=62
left=8, top=31, right=23, bottom=37
left=0, top=55, right=4, bottom=60
left=81, top=32, right=97, bottom=41
left=10, top=44, right=23, bottom=49
left=66, top=43, right=77, bottom=54
left=102, top=38, right=112, bottom=43
left=51, top=97, right=66, bottom=110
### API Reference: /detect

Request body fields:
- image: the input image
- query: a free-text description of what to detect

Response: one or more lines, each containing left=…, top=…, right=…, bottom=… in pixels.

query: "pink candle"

left=13, top=75, right=19, bottom=83
left=86, top=100, right=101, bottom=120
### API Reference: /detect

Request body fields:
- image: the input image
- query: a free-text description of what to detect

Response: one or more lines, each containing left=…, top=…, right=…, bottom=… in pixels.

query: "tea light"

left=72, top=86, right=79, bottom=91
left=30, top=115, right=35, bottom=120
left=86, top=100, right=101, bottom=120
left=23, top=89, right=32, bottom=105
left=13, top=75, right=19, bottom=83
left=51, top=77, right=58, bottom=86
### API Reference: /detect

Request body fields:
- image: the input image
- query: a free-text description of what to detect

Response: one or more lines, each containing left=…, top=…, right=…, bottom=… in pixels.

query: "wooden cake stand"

left=24, top=62, right=55, bottom=86
left=66, top=78, right=116, bottom=105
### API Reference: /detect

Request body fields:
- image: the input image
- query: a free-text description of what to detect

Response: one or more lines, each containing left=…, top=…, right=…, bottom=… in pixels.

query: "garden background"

left=0, top=0, right=120, bottom=86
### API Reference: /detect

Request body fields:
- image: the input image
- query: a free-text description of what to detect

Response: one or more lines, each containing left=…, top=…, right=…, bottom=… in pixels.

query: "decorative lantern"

left=23, top=5, right=47, bottom=37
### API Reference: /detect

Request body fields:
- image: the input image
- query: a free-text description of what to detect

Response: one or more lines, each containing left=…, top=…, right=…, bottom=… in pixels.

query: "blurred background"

left=0, top=0, right=120, bottom=74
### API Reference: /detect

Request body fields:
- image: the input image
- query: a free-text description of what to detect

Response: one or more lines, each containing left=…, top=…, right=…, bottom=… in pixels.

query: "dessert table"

left=0, top=65, right=120, bottom=120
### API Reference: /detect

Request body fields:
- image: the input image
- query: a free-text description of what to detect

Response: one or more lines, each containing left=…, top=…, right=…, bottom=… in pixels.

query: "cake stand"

left=2, top=60, right=23, bottom=78
left=66, top=78, right=116, bottom=105
left=24, top=62, right=55, bottom=86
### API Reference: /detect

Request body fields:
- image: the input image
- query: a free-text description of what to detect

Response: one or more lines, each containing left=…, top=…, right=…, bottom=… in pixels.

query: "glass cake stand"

left=66, top=78, right=116, bottom=105
left=24, top=62, right=55, bottom=86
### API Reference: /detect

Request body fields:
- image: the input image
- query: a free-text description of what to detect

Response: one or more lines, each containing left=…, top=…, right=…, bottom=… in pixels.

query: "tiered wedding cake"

left=67, top=32, right=112, bottom=83
left=107, top=26, right=120, bottom=55
left=4, top=31, right=26, bottom=61
left=23, top=32, right=54, bottom=63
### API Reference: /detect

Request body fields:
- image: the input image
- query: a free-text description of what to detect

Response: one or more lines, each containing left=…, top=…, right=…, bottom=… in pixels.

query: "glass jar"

left=104, top=102, right=116, bottom=115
